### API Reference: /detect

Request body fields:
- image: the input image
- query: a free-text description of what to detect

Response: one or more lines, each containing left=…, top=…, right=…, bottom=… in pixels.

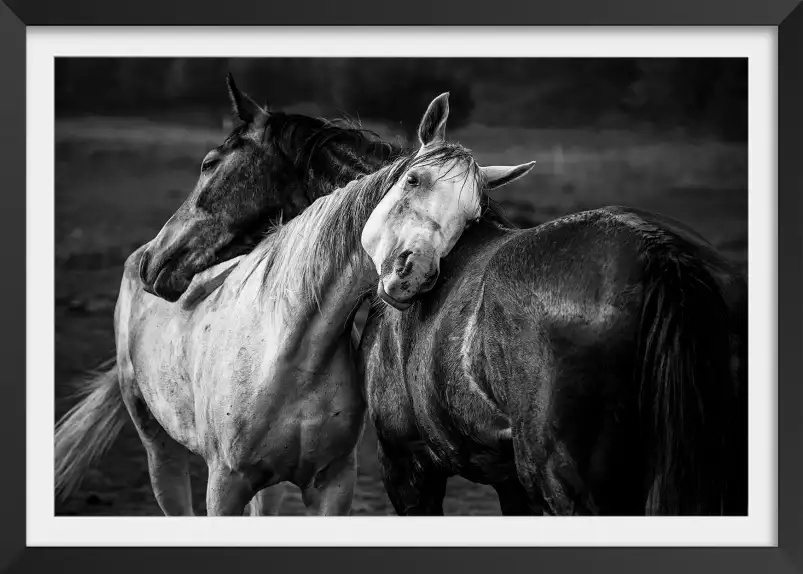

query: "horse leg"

left=247, top=484, right=288, bottom=516
left=376, top=439, right=447, bottom=515
left=206, top=463, right=257, bottom=516
left=120, top=378, right=194, bottom=516
left=492, top=476, right=545, bottom=516
left=300, top=450, right=358, bottom=516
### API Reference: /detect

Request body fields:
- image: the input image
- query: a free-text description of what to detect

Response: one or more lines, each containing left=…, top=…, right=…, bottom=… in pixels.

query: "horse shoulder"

left=115, top=245, right=203, bottom=450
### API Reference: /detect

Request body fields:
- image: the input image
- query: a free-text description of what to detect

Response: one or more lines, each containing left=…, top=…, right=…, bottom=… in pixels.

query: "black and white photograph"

left=51, top=55, right=750, bottom=520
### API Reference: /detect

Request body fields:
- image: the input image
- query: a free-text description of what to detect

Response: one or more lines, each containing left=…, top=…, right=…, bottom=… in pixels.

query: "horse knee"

left=249, top=484, right=287, bottom=516
left=206, top=463, right=263, bottom=516
left=377, top=441, right=447, bottom=515
left=302, top=453, right=358, bottom=515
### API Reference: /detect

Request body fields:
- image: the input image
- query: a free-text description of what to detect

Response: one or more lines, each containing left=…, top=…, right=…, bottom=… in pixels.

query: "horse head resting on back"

left=139, top=73, right=397, bottom=302
left=361, top=93, right=536, bottom=309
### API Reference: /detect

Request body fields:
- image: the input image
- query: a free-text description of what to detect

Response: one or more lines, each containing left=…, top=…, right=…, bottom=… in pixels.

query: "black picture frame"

left=1, top=1, right=800, bottom=573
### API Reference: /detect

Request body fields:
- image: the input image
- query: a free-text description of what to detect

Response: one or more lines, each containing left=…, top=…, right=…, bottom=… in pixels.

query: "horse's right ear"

left=226, top=73, right=265, bottom=125
left=418, top=92, right=450, bottom=147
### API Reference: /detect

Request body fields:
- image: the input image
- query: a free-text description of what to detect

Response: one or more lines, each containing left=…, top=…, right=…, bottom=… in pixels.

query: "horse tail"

left=638, top=248, right=733, bottom=515
left=726, top=274, right=749, bottom=515
left=55, top=359, right=127, bottom=501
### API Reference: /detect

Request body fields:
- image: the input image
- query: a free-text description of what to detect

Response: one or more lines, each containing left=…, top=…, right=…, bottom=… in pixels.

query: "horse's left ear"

left=480, top=161, right=537, bottom=190
left=226, top=72, right=266, bottom=125
left=418, top=92, right=450, bottom=146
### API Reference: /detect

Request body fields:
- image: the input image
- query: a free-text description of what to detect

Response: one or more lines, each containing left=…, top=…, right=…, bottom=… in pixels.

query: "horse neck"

left=239, top=224, right=376, bottom=373
left=284, top=257, right=375, bottom=371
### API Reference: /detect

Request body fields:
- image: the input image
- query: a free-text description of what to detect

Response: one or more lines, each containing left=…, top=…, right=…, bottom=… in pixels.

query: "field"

left=54, top=114, right=747, bottom=516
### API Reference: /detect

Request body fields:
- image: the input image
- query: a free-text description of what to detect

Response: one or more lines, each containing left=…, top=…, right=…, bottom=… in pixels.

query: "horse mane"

left=266, top=112, right=403, bottom=197
left=481, top=196, right=516, bottom=227
left=238, top=141, right=488, bottom=314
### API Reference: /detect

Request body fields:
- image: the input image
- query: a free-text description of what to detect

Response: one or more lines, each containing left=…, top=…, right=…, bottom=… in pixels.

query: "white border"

left=29, top=27, right=777, bottom=547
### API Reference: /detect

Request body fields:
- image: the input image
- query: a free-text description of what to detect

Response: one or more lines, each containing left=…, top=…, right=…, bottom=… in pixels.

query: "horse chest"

left=127, top=308, right=198, bottom=446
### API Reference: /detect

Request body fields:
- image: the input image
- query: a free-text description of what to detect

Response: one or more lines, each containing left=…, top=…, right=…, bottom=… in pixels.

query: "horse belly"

left=411, top=387, right=516, bottom=483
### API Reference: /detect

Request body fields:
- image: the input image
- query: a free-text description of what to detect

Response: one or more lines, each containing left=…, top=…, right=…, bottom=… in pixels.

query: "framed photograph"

left=2, top=0, right=801, bottom=572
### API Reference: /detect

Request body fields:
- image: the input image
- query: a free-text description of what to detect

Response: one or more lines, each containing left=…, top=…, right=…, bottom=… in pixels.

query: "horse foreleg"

left=301, top=450, right=358, bottom=516
left=206, top=463, right=256, bottom=516
left=492, top=476, right=545, bottom=516
left=247, top=484, right=288, bottom=516
left=121, top=379, right=194, bottom=516
left=377, top=439, right=447, bottom=516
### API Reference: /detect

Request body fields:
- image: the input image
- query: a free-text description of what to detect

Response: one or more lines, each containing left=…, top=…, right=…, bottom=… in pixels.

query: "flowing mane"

left=238, top=141, right=500, bottom=313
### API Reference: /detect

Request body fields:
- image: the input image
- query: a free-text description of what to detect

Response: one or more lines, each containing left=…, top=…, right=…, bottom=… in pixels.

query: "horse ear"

left=418, top=92, right=450, bottom=146
left=226, top=72, right=265, bottom=125
left=480, top=161, right=537, bottom=191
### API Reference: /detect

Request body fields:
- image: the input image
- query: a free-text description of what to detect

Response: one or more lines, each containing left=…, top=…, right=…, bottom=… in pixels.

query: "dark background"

left=55, top=57, right=748, bottom=516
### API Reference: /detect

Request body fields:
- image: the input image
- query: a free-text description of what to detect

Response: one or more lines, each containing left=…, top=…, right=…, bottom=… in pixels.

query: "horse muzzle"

left=377, top=250, right=440, bottom=310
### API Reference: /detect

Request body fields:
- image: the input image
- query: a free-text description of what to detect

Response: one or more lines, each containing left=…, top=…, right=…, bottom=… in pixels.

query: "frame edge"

left=0, top=2, right=28, bottom=572
left=778, top=2, right=803, bottom=571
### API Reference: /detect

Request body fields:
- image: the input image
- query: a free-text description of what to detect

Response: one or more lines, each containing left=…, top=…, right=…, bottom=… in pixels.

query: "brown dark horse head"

left=139, top=73, right=398, bottom=301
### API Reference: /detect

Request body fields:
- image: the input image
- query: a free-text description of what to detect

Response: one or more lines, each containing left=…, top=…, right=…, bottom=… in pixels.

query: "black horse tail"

left=638, top=248, right=734, bottom=515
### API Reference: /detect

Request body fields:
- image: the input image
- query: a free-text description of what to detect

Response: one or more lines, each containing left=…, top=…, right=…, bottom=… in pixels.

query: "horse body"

left=99, top=227, right=368, bottom=515
left=362, top=204, right=746, bottom=515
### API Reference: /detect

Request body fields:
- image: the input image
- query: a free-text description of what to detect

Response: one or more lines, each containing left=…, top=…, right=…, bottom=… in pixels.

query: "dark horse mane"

left=264, top=111, right=404, bottom=200
left=259, top=110, right=513, bottom=228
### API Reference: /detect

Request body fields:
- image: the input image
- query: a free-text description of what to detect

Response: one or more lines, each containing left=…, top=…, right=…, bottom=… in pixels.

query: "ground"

left=54, top=115, right=747, bottom=516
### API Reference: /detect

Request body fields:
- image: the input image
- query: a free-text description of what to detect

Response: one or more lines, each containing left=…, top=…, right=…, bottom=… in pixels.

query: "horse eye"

left=202, top=159, right=219, bottom=173
left=406, top=173, right=419, bottom=187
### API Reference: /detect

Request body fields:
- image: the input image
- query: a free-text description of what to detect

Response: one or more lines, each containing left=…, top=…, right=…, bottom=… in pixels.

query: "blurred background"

left=55, top=57, right=747, bottom=516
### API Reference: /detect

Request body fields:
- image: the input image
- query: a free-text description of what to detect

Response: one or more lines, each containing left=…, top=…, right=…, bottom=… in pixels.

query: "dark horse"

left=137, top=89, right=747, bottom=516
left=359, top=94, right=747, bottom=516
left=137, top=73, right=398, bottom=302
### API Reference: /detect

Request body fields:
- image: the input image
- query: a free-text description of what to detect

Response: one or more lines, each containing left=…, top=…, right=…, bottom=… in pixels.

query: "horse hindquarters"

left=503, top=329, right=642, bottom=516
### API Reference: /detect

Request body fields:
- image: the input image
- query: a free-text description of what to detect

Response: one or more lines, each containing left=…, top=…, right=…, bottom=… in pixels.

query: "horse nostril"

left=394, top=251, right=414, bottom=278
left=421, top=271, right=439, bottom=292
left=139, top=250, right=151, bottom=284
